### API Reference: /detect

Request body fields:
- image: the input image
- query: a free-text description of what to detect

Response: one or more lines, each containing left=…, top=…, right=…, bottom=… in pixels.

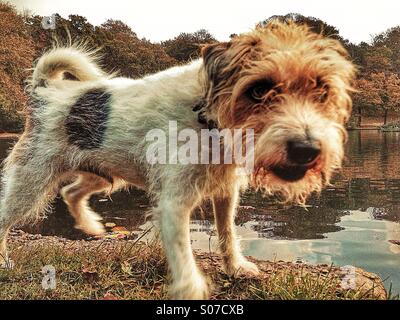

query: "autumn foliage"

left=161, top=29, right=216, bottom=62
left=0, top=2, right=35, bottom=131
left=0, top=4, right=400, bottom=131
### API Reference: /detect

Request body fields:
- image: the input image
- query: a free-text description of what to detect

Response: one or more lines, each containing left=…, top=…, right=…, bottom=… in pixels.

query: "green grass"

left=0, top=238, right=388, bottom=300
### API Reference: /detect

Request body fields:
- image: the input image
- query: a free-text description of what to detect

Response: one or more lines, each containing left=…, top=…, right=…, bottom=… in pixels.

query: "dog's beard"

left=249, top=124, right=345, bottom=206
left=251, top=165, right=324, bottom=205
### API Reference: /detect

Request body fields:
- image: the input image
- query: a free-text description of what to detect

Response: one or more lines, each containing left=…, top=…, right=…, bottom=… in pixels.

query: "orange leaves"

left=93, top=225, right=133, bottom=240
left=354, top=72, right=400, bottom=111
left=0, top=2, right=35, bottom=130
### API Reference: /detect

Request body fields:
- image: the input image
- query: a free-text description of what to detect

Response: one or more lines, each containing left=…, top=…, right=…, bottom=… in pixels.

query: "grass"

left=0, top=233, right=388, bottom=300
left=0, top=239, right=168, bottom=300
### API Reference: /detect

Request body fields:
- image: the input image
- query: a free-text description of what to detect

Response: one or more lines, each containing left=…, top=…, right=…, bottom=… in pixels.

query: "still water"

left=0, top=130, right=399, bottom=295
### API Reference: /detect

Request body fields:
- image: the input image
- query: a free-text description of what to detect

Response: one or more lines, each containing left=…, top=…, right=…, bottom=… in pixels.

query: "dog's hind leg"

left=0, top=142, right=64, bottom=268
left=212, top=185, right=259, bottom=277
left=60, top=172, right=111, bottom=236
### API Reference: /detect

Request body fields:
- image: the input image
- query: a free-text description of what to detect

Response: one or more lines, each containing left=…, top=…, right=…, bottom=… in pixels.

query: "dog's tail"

left=30, top=46, right=106, bottom=89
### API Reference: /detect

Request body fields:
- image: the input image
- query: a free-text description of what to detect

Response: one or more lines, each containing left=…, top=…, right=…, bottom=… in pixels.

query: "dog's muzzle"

left=271, top=139, right=321, bottom=182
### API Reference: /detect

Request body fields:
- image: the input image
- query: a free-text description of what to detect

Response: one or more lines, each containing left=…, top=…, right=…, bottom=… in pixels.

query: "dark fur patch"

left=65, top=89, right=111, bottom=149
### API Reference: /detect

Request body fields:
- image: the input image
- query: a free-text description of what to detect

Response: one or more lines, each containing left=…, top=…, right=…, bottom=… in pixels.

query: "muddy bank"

left=0, top=230, right=387, bottom=300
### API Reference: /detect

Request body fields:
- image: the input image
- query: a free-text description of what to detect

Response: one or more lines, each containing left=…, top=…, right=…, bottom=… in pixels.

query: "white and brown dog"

left=0, top=21, right=355, bottom=299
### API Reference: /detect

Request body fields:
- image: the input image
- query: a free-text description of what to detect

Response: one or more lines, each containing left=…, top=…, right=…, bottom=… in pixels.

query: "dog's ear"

left=201, top=39, right=259, bottom=127
left=201, top=38, right=259, bottom=92
left=201, top=42, right=231, bottom=90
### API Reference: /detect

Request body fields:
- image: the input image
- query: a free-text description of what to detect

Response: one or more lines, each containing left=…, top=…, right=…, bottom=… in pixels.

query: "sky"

left=9, top=0, right=400, bottom=44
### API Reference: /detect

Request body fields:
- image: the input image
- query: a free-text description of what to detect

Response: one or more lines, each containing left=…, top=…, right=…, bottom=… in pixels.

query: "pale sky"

left=9, top=0, right=400, bottom=44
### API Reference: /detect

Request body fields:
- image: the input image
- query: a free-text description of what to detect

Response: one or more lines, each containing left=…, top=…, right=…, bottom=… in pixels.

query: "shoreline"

left=0, top=229, right=388, bottom=300
left=0, top=132, right=21, bottom=138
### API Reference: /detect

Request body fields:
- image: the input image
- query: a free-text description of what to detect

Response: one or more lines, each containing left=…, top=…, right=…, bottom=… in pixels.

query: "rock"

left=196, top=252, right=387, bottom=300
left=356, top=268, right=387, bottom=299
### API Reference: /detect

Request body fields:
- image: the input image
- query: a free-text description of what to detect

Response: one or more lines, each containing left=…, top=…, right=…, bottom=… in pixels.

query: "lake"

left=0, top=130, right=399, bottom=295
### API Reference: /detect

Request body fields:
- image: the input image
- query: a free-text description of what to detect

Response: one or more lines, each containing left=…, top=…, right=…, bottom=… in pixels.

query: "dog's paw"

left=86, top=211, right=103, bottom=222
left=169, top=274, right=210, bottom=300
left=225, top=257, right=260, bottom=277
left=76, top=214, right=105, bottom=236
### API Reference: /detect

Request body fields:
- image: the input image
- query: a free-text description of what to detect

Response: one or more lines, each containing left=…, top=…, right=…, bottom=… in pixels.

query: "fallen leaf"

left=112, top=226, right=128, bottom=232
left=107, top=233, right=126, bottom=239
left=117, top=230, right=131, bottom=235
left=82, top=266, right=99, bottom=283
left=121, top=261, right=132, bottom=275
left=105, top=222, right=116, bottom=228
left=103, top=292, right=118, bottom=300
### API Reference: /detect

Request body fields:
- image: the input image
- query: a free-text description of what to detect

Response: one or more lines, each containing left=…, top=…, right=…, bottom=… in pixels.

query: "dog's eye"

left=246, top=79, right=276, bottom=101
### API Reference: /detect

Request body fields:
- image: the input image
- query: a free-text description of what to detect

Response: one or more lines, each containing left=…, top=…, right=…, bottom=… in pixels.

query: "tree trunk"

left=357, top=106, right=362, bottom=127
left=383, top=109, right=388, bottom=125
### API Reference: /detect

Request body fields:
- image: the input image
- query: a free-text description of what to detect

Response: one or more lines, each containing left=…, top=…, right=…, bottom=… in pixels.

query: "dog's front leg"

left=212, top=187, right=259, bottom=277
left=158, top=195, right=209, bottom=300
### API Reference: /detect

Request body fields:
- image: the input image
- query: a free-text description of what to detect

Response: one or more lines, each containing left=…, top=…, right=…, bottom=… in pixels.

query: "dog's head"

left=201, top=21, right=356, bottom=204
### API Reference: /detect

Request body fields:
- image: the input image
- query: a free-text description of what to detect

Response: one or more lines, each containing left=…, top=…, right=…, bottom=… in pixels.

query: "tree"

left=95, top=19, right=177, bottom=78
left=0, top=2, right=35, bottom=131
left=0, top=5, right=179, bottom=131
left=363, top=46, right=393, bottom=74
left=354, top=72, right=400, bottom=125
left=372, top=26, right=400, bottom=75
left=26, top=13, right=98, bottom=54
left=161, top=29, right=216, bottom=62
left=261, top=13, right=346, bottom=43
left=3, top=2, right=400, bottom=132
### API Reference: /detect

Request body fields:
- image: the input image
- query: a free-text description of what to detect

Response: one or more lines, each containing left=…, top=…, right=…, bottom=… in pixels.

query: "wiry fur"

left=0, top=21, right=355, bottom=299
left=202, top=22, right=355, bottom=204
left=29, top=45, right=108, bottom=90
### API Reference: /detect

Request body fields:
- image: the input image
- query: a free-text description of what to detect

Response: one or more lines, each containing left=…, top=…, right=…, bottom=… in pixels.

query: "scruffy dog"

left=0, top=21, right=355, bottom=299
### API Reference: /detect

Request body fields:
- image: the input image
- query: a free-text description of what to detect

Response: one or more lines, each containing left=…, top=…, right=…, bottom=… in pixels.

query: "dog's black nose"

left=287, top=139, right=321, bottom=165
